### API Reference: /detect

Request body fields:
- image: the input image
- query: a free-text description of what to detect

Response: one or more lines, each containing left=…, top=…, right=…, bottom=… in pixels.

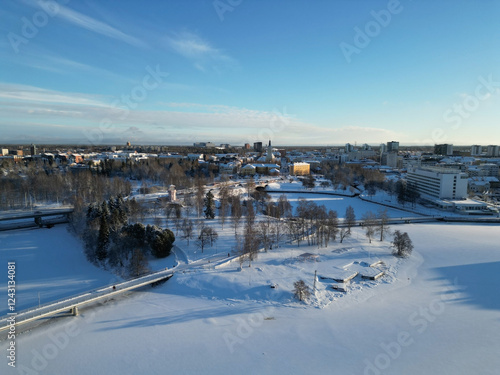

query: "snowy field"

left=0, top=227, right=115, bottom=316
left=1, top=223, right=500, bottom=374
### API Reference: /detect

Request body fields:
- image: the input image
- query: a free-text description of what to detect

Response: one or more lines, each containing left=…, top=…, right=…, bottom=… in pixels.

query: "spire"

left=269, top=139, right=271, bottom=147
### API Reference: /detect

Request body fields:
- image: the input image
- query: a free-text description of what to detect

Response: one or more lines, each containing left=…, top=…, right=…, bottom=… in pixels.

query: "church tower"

left=265, top=140, right=274, bottom=163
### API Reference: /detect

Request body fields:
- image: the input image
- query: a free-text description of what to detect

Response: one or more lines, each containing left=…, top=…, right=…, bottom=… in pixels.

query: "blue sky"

left=1, top=0, right=500, bottom=146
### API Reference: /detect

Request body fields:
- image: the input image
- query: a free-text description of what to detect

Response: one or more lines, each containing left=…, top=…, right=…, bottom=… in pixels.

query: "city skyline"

left=2, top=0, right=500, bottom=145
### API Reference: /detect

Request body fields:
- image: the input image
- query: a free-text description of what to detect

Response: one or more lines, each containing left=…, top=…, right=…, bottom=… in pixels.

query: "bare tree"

left=296, top=198, right=316, bottom=246
left=181, top=218, right=194, bottom=245
left=325, top=210, right=339, bottom=245
left=245, top=199, right=255, bottom=226
left=243, top=221, right=260, bottom=264
left=271, top=219, right=285, bottom=249
left=293, top=280, right=311, bottom=302
left=314, top=205, right=328, bottom=247
left=196, top=226, right=219, bottom=253
left=362, top=211, right=377, bottom=243
left=376, top=209, right=391, bottom=241
left=339, top=228, right=350, bottom=243
left=218, top=183, right=230, bottom=229
left=345, top=205, right=356, bottom=233
left=230, top=193, right=243, bottom=235
left=277, top=194, right=292, bottom=218
left=174, top=203, right=182, bottom=223
left=128, top=249, right=150, bottom=278
left=287, top=219, right=303, bottom=247
left=257, top=218, right=273, bottom=251
left=164, top=204, right=176, bottom=227
left=246, top=176, right=255, bottom=198
left=195, top=176, right=205, bottom=217
left=183, top=195, right=193, bottom=217
left=391, top=230, right=413, bottom=257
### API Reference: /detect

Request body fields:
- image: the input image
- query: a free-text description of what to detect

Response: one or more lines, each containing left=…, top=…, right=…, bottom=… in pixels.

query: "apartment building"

left=434, top=144, right=454, bottom=156
left=407, top=166, right=468, bottom=200
left=289, top=162, right=310, bottom=176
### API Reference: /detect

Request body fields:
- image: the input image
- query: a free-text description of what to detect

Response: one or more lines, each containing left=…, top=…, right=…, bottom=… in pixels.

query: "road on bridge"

left=0, top=252, right=230, bottom=334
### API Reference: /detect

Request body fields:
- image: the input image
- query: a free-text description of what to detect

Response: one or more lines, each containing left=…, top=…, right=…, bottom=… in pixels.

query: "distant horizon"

left=0, top=140, right=493, bottom=149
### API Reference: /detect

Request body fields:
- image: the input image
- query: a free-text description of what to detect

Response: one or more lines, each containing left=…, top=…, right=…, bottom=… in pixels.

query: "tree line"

left=79, top=195, right=175, bottom=277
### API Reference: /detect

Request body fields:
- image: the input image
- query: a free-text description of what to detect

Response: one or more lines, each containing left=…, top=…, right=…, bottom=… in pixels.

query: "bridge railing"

left=0, top=265, right=175, bottom=328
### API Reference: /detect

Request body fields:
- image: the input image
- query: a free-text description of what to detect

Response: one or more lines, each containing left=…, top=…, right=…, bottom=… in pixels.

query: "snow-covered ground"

left=2, top=222, right=500, bottom=374
left=0, top=227, right=116, bottom=316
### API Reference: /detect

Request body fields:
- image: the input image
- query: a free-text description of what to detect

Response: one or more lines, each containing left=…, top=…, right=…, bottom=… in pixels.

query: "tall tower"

left=266, top=140, right=274, bottom=163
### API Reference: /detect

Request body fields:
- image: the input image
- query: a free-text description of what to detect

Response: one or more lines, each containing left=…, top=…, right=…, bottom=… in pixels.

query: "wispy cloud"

left=21, top=0, right=145, bottom=48
left=165, top=31, right=237, bottom=71
left=56, top=5, right=145, bottom=47
left=0, top=83, right=110, bottom=107
left=161, top=102, right=288, bottom=120
left=3, top=45, right=134, bottom=83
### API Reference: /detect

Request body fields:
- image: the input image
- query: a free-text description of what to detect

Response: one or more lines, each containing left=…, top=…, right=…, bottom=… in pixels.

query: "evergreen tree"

left=96, top=214, right=110, bottom=262
left=406, top=182, right=420, bottom=208
left=396, top=180, right=406, bottom=206
left=116, top=194, right=128, bottom=225
left=101, top=200, right=110, bottom=220
left=146, top=225, right=175, bottom=258
left=204, top=190, right=216, bottom=219
left=122, top=223, right=147, bottom=249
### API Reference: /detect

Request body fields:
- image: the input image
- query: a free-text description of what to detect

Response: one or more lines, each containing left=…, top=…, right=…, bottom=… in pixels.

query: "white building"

left=486, top=145, right=499, bottom=157
left=467, top=164, right=499, bottom=178
left=381, top=152, right=402, bottom=169
left=471, top=145, right=482, bottom=156
left=407, top=166, right=468, bottom=200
